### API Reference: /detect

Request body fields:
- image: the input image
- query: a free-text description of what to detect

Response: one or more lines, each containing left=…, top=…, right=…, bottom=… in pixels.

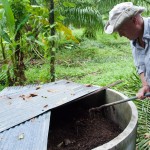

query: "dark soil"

left=48, top=108, right=122, bottom=150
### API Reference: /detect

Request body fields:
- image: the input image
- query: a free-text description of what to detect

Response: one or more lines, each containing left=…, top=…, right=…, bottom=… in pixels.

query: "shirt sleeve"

left=130, top=42, right=146, bottom=75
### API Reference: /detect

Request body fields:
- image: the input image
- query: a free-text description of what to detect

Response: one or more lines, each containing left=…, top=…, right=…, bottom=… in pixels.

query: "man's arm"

left=136, top=72, right=150, bottom=99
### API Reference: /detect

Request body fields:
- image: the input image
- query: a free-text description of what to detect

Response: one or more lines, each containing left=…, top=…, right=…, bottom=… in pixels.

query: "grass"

left=24, top=29, right=136, bottom=92
left=55, top=31, right=135, bottom=87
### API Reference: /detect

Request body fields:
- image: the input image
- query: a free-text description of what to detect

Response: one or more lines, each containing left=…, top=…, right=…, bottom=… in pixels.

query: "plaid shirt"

left=131, top=17, right=150, bottom=85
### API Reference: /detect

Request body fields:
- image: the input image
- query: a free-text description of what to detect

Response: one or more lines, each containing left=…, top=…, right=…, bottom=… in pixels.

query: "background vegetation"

left=0, top=0, right=150, bottom=149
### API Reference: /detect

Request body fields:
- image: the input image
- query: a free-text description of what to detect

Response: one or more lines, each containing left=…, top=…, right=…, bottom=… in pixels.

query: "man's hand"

left=136, top=85, right=150, bottom=99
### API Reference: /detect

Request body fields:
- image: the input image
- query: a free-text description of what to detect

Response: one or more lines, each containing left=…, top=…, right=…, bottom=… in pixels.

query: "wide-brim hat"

left=104, top=2, right=145, bottom=34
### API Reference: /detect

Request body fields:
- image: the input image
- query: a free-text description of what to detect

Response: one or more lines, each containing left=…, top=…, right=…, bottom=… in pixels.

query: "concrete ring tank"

left=50, top=88, right=138, bottom=150
left=93, top=88, right=138, bottom=150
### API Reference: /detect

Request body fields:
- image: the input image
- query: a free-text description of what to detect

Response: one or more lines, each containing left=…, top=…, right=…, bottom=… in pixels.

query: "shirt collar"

left=142, top=17, right=150, bottom=39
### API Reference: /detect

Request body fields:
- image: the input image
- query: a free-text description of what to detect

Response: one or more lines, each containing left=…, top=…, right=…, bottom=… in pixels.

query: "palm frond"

left=135, top=99, right=150, bottom=150
left=59, top=0, right=150, bottom=34
left=120, top=70, right=150, bottom=149
left=63, top=6, right=104, bottom=30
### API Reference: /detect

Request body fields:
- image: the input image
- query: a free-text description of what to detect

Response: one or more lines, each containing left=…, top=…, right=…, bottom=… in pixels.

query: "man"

left=104, top=2, right=150, bottom=99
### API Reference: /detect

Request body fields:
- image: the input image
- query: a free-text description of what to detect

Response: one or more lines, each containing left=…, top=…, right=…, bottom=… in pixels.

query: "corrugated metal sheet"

left=0, top=85, right=51, bottom=150
left=0, top=80, right=99, bottom=132
left=0, top=113, right=50, bottom=150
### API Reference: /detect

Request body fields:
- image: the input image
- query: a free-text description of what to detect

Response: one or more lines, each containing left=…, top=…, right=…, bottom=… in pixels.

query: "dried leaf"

left=44, top=105, right=48, bottom=108
left=41, top=96, right=47, bottom=98
left=71, top=93, right=75, bottom=95
left=47, top=89, right=57, bottom=93
left=18, top=133, right=24, bottom=140
left=20, top=95, right=25, bottom=98
left=85, top=84, right=92, bottom=87
left=144, top=133, right=150, bottom=139
left=19, top=95, right=26, bottom=100
left=66, top=81, right=70, bottom=84
left=35, top=86, right=42, bottom=90
left=7, top=96, right=12, bottom=99
left=29, top=93, right=38, bottom=97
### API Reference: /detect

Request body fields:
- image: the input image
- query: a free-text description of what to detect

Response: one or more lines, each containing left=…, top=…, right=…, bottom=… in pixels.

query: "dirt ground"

left=48, top=108, right=122, bottom=150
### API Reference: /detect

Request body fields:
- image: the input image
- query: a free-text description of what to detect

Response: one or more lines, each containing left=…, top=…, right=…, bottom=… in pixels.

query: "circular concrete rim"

left=92, top=88, right=138, bottom=150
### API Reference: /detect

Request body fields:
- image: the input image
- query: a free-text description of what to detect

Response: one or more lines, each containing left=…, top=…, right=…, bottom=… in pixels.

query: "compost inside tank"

left=47, top=91, right=123, bottom=150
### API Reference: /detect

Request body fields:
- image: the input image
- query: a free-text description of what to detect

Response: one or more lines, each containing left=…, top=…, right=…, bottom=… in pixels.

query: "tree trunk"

left=49, top=0, right=56, bottom=82
left=14, top=31, right=26, bottom=85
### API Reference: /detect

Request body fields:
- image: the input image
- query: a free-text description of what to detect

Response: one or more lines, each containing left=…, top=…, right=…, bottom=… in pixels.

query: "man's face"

left=117, top=18, right=139, bottom=40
